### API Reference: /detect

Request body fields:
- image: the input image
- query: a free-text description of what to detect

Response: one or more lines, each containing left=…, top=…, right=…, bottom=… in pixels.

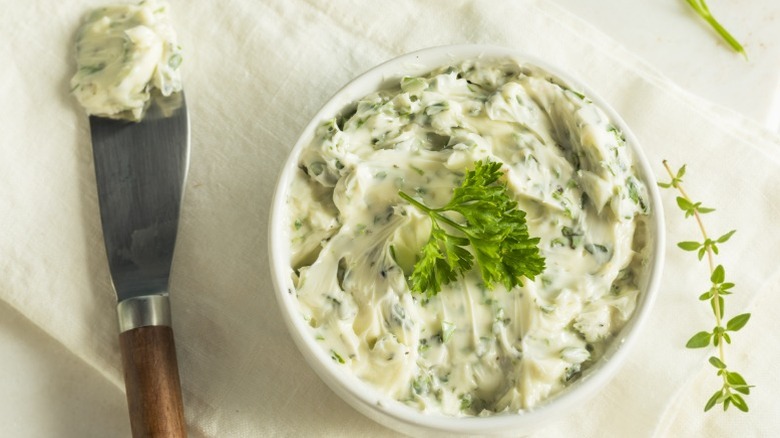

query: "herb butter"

left=70, top=0, right=182, bottom=120
left=287, top=59, right=650, bottom=415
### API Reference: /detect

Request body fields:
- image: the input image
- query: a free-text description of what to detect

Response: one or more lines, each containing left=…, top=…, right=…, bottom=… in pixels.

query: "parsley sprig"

left=685, top=0, right=747, bottom=59
left=398, top=160, right=545, bottom=297
left=660, top=160, right=753, bottom=412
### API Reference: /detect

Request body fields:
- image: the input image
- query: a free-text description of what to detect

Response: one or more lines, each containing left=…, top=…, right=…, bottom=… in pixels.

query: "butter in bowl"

left=268, top=45, right=665, bottom=436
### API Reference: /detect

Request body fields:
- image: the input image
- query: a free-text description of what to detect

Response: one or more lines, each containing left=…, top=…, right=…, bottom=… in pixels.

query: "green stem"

left=398, top=190, right=430, bottom=213
left=703, top=14, right=747, bottom=58
left=398, top=191, right=466, bottom=233
left=685, top=0, right=747, bottom=59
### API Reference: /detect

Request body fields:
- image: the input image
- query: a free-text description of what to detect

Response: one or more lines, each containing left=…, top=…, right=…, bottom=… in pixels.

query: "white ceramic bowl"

left=268, top=45, right=665, bottom=437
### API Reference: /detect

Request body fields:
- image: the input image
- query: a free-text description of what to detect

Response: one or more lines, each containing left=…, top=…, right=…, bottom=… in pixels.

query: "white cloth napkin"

left=2, top=0, right=779, bottom=436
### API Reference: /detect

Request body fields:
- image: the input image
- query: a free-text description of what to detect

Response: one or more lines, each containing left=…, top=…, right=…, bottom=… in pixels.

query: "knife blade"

left=90, top=91, right=189, bottom=438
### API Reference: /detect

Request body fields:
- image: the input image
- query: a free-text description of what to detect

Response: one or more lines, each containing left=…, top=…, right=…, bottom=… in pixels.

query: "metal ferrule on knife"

left=117, top=294, right=173, bottom=333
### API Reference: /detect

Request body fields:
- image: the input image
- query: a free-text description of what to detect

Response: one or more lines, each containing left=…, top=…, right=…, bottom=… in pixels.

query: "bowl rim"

left=268, top=44, right=665, bottom=435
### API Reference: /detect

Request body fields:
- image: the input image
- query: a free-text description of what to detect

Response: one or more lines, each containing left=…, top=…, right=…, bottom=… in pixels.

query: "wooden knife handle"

left=119, top=325, right=187, bottom=438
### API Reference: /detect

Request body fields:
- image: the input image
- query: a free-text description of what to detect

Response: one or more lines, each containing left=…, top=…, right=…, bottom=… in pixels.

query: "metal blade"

left=90, top=92, right=189, bottom=302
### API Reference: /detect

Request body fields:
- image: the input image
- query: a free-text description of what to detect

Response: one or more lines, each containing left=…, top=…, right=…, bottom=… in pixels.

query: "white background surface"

left=552, top=0, right=780, bottom=130
left=2, top=1, right=779, bottom=436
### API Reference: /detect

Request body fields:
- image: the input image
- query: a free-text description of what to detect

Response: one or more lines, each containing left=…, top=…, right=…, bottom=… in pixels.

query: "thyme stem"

left=659, top=160, right=752, bottom=412
left=662, top=160, right=727, bottom=382
left=684, top=0, right=748, bottom=59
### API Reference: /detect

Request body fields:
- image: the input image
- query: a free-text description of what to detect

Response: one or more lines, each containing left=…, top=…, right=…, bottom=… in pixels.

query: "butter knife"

left=90, top=91, right=189, bottom=437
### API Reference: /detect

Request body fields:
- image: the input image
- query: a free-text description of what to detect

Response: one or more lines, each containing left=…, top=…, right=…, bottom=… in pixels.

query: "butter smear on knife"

left=70, top=0, right=182, bottom=121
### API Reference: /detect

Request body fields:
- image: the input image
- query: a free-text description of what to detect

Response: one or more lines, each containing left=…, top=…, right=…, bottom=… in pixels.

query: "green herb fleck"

left=561, top=226, right=584, bottom=249
left=80, top=63, right=106, bottom=75
left=424, top=102, right=449, bottom=116
left=411, top=374, right=432, bottom=395
left=330, top=350, right=346, bottom=364
left=459, top=393, right=473, bottom=411
left=168, top=53, right=182, bottom=69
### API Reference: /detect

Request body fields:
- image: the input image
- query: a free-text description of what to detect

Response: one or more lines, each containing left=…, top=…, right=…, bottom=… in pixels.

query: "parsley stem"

left=398, top=191, right=466, bottom=233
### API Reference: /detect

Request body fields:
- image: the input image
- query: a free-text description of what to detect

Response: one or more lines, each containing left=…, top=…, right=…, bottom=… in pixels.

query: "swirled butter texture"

left=70, top=0, right=182, bottom=121
left=288, top=59, right=650, bottom=415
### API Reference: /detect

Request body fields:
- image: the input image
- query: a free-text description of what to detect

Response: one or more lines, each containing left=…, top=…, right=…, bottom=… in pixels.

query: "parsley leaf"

left=398, top=160, right=545, bottom=297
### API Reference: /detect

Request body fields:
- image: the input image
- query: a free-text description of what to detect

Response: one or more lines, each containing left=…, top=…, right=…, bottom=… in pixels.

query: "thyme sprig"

left=684, top=0, right=747, bottom=59
left=659, top=160, right=753, bottom=412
